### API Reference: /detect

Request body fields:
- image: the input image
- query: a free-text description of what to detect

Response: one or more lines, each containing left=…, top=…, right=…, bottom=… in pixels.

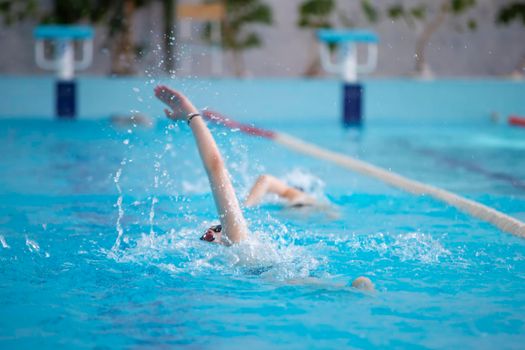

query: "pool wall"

left=1, top=76, right=524, bottom=122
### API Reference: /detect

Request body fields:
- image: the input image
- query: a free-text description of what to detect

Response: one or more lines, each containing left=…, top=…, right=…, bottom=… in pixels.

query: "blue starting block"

left=34, top=25, right=94, bottom=118
left=317, top=29, right=379, bottom=127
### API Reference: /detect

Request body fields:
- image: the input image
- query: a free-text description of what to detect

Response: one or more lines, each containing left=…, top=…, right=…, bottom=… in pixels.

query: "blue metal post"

left=343, top=83, right=363, bottom=127
left=317, top=29, right=378, bottom=128
left=56, top=81, right=76, bottom=118
left=34, top=26, right=93, bottom=119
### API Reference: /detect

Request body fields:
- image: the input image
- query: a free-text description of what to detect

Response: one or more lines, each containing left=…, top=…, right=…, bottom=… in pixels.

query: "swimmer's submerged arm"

left=154, top=85, right=248, bottom=243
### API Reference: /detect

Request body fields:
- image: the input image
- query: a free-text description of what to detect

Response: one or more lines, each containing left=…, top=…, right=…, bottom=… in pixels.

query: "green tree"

left=338, top=0, right=379, bottom=27
left=298, top=0, right=335, bottom=29
left=204, top=0, right=272, bottom=76
left=497, top=2, right=525, bottom=76
left=498, top=2, right=525, bottom=24
left=0, top=0, right=38, bottom=25
left=1, top=0, right=179, bottom=75
left=387, top=0, right=477, bottom=77
left=41, top=0, right=155, bottom=75
left=297, top=0, right=335, bottom=76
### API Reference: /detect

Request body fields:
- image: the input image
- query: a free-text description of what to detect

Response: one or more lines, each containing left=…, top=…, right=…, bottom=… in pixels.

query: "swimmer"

left=245, top=174, right=340, bottom=220
left=154, top=85, right=373, bottom=291
left=245, top=174, right=316, bottom=208
left=155, top=85, right=248, bottom=245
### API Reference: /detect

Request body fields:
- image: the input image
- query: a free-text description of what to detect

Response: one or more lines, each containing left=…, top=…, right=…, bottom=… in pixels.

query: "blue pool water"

left=1, top=116, right=524, bottom=349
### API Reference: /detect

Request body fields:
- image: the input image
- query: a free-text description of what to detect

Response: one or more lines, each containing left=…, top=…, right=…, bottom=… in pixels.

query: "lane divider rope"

left=202, top=110, right=525, bottom=238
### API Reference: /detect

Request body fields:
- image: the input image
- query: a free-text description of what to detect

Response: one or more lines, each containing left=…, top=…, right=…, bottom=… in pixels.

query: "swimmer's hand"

left=154, top=85, right=199, bottom=121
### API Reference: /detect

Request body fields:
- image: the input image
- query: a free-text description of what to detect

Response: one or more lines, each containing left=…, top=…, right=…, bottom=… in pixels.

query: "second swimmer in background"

left=245, top=174, right=317, bottom=208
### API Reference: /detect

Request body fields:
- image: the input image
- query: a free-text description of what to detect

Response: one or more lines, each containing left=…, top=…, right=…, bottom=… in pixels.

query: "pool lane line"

left=202, top=110, right=525, bottom=238
left=203, top=109, right=276, bottom=139
left=509, top=115, right=525, bottom=128
left=397, top=140, right=525, bottom=192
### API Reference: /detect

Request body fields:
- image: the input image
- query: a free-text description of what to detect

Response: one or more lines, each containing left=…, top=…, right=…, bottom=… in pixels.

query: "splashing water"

left=0, top=235, right=9, bottom=249
left=282, top=168, right=327, bottom=200
left=25, top=236, right=49, bottom=257
left=110, top=223, right=323, bottom=282
left=149, top=196, right=158, bottom=237
left=111, top=165, right=125, bottom=253
left=25, top=236, right=40, bottom=253
left=228, top=137, right=254, bottom=194
left=341, top=231, right=452, bottom=264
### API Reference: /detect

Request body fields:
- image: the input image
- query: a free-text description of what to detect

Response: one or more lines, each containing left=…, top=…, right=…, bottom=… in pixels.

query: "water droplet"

left=0, top=235, right=9, bottom=249
left=25, top=236, right=40, bottom=253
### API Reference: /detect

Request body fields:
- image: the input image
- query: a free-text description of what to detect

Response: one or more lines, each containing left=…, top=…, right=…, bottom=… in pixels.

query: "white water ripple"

left=25, top=236, right=40, bottom=253
left=108, top=224, right=322, bottom=281
left=0, top=235, right=10, bottom=249
left=345, top=231, right=451, bottom=264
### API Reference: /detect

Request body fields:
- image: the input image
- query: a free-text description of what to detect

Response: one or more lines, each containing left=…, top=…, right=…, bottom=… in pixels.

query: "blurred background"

left=0, top=0, right=524, bottom=78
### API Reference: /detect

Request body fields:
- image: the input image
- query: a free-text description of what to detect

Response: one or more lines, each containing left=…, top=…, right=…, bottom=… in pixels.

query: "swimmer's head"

left=200, top=224, right=222, bottom=243
left=351, top=276, right=375, bottom=292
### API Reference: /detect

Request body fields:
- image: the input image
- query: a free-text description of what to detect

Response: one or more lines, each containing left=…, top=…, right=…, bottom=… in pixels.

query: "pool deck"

left=0, top=76, right=524, bottom=122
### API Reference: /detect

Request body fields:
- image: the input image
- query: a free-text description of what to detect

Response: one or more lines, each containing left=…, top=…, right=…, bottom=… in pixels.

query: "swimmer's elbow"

left=257, top=174, right=271, bottom=184
left=206, top=153, right=225, bottom=174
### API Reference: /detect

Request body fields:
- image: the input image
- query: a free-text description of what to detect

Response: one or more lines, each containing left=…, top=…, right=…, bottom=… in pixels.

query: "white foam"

left=25, top=236, right=40, bottom=253
left=108, top=222, right=322, bottom=281
left=149, top=196, right=158, bottom=237
left=343, top=231, right=451, bottom=264
left=391, top=232, right=451, bottom=263
left=282, top=168, right=327, bottom=201
left=111, top=167, right=125, bottom=252
left=0, top=235, right=10, bottom=249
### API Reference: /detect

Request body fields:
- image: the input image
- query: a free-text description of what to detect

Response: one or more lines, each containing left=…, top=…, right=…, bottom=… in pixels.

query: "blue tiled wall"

left=0, top=76, right=523, bottom=123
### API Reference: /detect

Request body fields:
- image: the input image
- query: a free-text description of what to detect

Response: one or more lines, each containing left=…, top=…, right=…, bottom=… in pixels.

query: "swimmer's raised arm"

left=154, top=85, right=248, bottom=243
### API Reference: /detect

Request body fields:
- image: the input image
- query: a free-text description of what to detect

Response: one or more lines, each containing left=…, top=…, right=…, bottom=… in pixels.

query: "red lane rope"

left=202, top=110, right=276, bottom=139
left=508, top=115, right=525, bottom=128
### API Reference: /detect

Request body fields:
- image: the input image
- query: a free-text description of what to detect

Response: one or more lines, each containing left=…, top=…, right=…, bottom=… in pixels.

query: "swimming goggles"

left=200, top=224, right=222, bottom=242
